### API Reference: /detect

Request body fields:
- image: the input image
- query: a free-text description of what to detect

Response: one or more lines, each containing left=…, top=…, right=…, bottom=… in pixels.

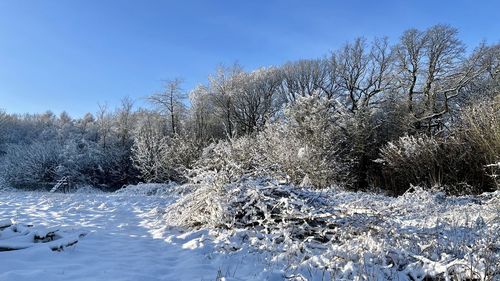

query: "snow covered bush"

left=56, top=138, right=105, bottom=184
left=378, top=134, right=476, bottom=194
left=132, top=113, right=201, bottom=183
left=191, top=94, right=354, bottom=189
left=379, top=134, right=441, bottom=187
left=379, top=97, right=499, bottom=194
left=0, top=177, right=13, bottom=192
left=271, top=94, right=353, bottom=188
left=255, top=122, right=307, bottom=184
left=162, top=178, right=500, bottom=280
left=132, top=118, right=169, bottom=182
left=161, top=134, right=201, bottom=182
left=457, top=98, right=500, bottom=190
left=0, top=141, right=62, bottom=189
left=190, top=135, right=263, bottom=186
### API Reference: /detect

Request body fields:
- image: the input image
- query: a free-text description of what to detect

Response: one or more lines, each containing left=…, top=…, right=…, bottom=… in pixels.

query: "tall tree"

left=395, top=25, right=488, bottom=133
left=209, top=64, right=244, bottom=138
left=279, top=59, right=328, bottom=103
left=188, top=85, right=224, bottom=143
left=232, top=67, right=283, bottom=133
left=148, top=78, right=186, bottom=136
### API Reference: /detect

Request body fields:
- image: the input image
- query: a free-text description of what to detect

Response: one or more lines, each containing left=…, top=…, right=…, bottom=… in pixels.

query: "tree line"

left=1, top=24, right=498, bottom=194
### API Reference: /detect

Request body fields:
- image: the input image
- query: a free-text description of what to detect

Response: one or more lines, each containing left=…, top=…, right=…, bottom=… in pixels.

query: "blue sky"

left=0, top=0, right=499, bottom=117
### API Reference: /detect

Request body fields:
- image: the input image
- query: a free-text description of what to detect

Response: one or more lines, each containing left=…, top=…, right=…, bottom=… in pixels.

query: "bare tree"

left=208, top=64, right=244, bottom=138
left=421, top=25, right=465, bottom=116
left=279, top=59, right=328, bottom=103
left=335, top=37, right=394, bottom=112
left=96, top=103, right=112, bottom=149
left=322, top=55, right=342, bottom=100
left=471, top=43, right=500, bottom=99
left=116, top=97, right=135, bottom=146
left=336, top=38, right=369, bottom=112
left=188, top=85, right=224, bottom=143
left=232, top=67, right=283, bottom=133
left=395, top=25, right=489, bottom=132
left=395, top=28, right=427, bottom=114
left=148, top=78, right=186, bottom=135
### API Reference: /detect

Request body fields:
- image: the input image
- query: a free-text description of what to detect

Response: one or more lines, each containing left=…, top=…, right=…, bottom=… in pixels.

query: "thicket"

left=0, top=25, right=498, bottom=194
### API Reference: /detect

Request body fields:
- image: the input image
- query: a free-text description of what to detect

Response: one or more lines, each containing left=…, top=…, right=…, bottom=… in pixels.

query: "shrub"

left=279, top=94, right=354, bottom=188
left=190, top=94, right=354, bottom=189
left=131, top=125, right=169, bottom=182
left=161, top=135, right=201, bottom=182
left=457, top=97, right=500, bottom=189
left=190, top=135, right=262, bottom=185
left=379, top=134, right=441, bottom=190
left=379, top=97, right=499, bottom=194
left=0, top=141, right=62, bottom=189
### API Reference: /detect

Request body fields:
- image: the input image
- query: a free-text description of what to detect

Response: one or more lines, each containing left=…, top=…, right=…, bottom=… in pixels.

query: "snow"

left=0, top=218, right=12, bottom=228
left=0, top=191, right=231, bottom=281
left=0, top=185, right=499, bottom=280
left=114, top=182, right=188, bottom=197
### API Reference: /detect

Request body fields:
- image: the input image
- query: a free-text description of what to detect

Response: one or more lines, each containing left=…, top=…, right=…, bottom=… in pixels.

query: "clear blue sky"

left=0, top=0, right=499, bottom=117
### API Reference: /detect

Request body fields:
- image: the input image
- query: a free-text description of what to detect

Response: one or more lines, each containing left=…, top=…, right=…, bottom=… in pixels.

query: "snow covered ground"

left=0, top=185, right=499, bottom=281
left=0, top=190, right=247, bottom=281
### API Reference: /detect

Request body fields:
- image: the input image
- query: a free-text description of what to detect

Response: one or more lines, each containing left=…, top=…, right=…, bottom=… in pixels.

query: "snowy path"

left=0, top=192, right=241, bottom=281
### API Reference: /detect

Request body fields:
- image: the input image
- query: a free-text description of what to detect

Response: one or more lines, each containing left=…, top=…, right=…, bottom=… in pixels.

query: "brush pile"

left=0, top=219, right=87, bottom=252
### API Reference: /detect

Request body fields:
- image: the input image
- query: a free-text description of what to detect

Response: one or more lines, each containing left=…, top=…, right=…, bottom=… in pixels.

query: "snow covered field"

left=0, top=186, right=499, bottom=281
left=0, top=190, right=242, bottom=281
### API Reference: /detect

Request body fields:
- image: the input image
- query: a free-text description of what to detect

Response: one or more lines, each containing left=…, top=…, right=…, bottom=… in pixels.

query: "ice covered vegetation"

left=162, top=179, right=500, bottom=280
left=0, top=24, right=499, bottom=280
left=0, top=184, right=499, bottom=280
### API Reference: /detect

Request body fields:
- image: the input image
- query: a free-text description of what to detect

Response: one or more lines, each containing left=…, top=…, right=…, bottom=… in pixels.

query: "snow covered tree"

left=0, top=110, right=8, bottom=155
left=112, top=97, right=138, bottom=185
left=394, top=25, right=488, bottom=133
left=0, top=24, right=497, bottom=194
left=232, top=67, right=283, bottom=134
left=279, top=59, right=328, bottom=103
left=208, top=64, right=245, bottom=138
left=131, top=113, right=169, bottom=182
left=187, top=85, right=225, bottom=143
left=1, top=141, right=62, bottom=189
left=148, top=78, right=187, bottom=136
